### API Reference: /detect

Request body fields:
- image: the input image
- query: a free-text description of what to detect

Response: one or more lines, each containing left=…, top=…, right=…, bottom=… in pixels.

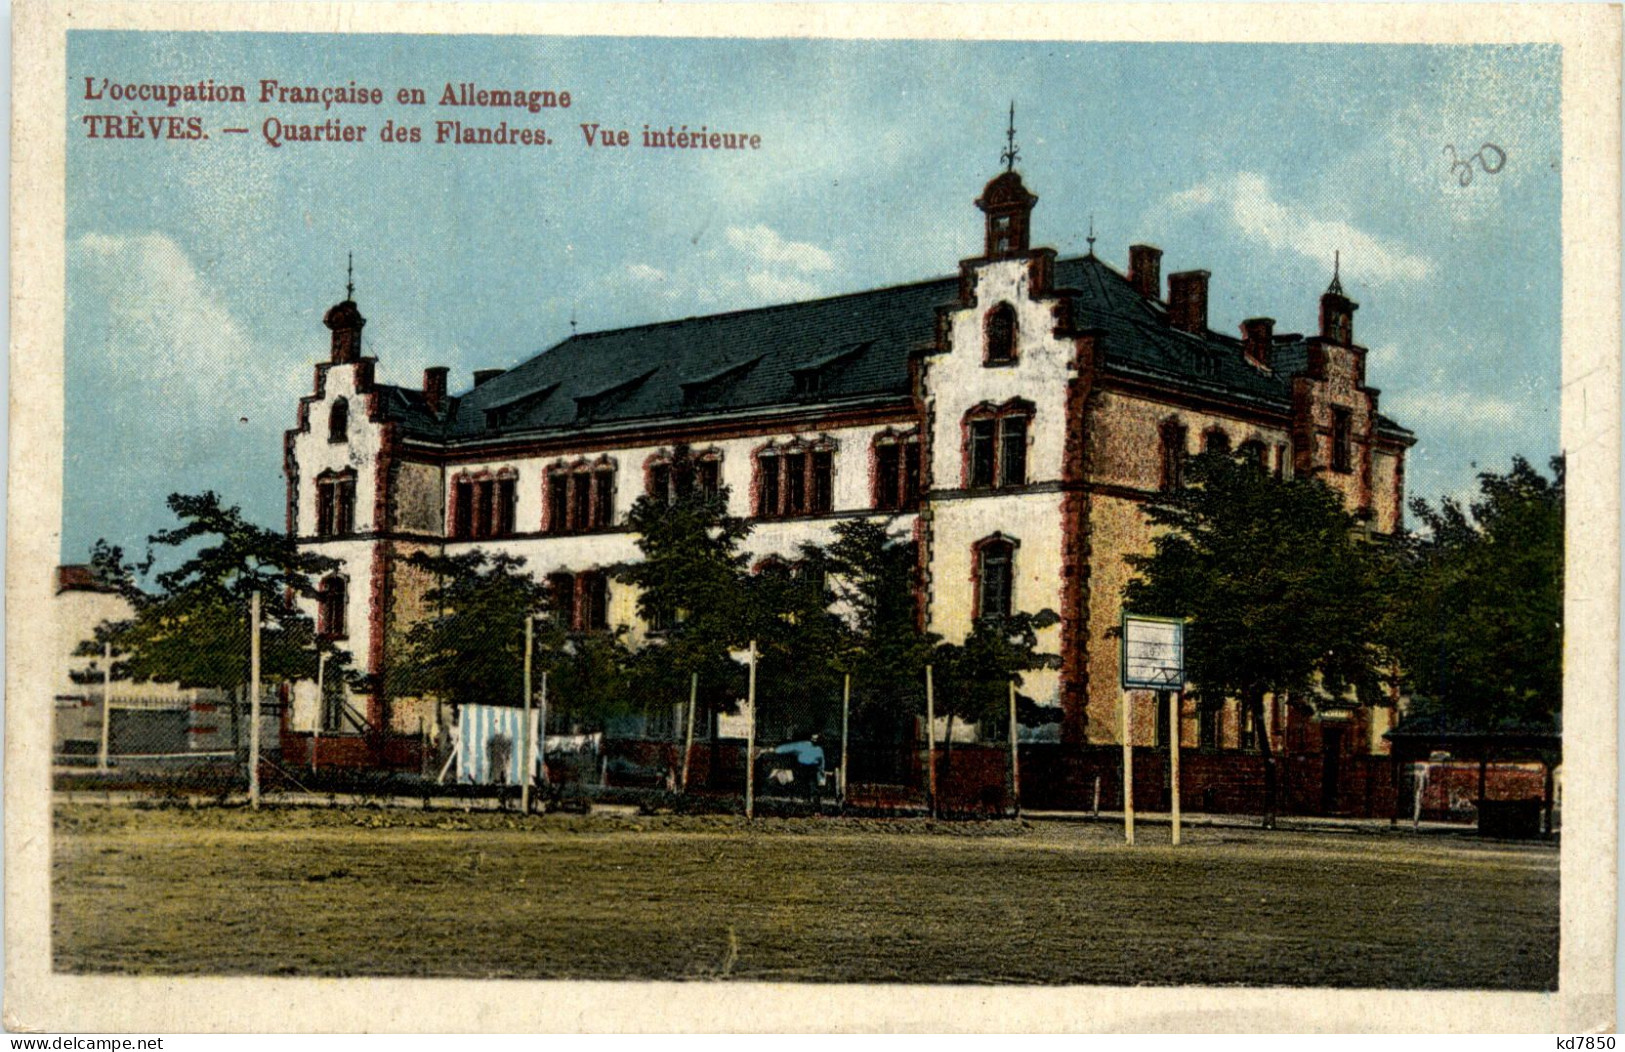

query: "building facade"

left=283, top=164, right=1414, bottom=767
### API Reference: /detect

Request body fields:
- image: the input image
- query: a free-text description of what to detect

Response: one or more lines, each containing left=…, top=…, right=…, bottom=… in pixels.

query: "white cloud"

left=1381, top=389, right=1529, bottom=430
left=608, top=224, right=838, bottom=313
left=724, top=224, right=835, bottom=273
left=1160, top=171, right=1434, bottom=285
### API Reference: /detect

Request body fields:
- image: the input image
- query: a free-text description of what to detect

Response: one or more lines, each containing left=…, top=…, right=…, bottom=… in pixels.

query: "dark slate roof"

left=375, top=254, right=1413, bottom=445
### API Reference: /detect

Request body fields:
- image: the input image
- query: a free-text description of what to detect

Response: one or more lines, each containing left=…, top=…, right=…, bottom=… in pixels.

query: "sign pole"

left=1008, top=678, right=1022, bottom=819
left=924, top=663, right=938, bottom=820
left=538, top=669, right=549, bottom=787
left=1121, top=690, right=1134, bottom=845
left=1169, top=690, right=1182, bottom=846
left=97, top=642, right=113, bottom=774
left=745, top=640, right=757, bottom=819
left=313, top=651, right=326, bottom=775
left=521, top=615, right=534, bottom=814
left=681, top=672, right=697, bottom=793
left=249, top=591, right=262, bottom=811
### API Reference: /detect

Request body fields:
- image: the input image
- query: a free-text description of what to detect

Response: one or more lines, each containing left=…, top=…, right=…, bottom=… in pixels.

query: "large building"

left=282, top=161, right=1414, bottom=772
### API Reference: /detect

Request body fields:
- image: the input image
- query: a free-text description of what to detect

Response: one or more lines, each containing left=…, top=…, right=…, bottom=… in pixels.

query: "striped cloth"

left=455, top=703, right=541, bottom=786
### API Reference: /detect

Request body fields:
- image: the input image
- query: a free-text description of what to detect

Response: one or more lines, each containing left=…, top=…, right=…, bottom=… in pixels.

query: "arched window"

left=1203, top=428, right=1231, bottom=455
left=984, top=303, right=1017, bottom=365
left=872, top=431, right=922, bottom=511
left=317, top=576, right=347, bottom=639
left=975, top=537, right=1016, bottom=621
left=964, top=401, right=1033, bottom=490
left=328, top=398, right=349, bottom=443
left=1238, top=439, right=1268, bottom=471
left=1159, top=421, right=1189, bottom=492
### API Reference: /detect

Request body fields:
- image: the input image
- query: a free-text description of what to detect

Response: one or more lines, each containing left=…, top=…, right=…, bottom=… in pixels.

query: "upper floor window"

left=1203, top=428, right=1231, bottom=455
left=544, top=461, right=616, bottom=534
left=755, top=442, right=835, bottom=518
left=317, top=575, right=348, bottom=639
left=965, top=403, right=1032, bottom=490
left=450, top=473, right=517, bottom=540
left=873, top=432, right=922, bottom=511
left=975, top=537, right=1016, bottom=621
left=546, top=570, right=610, bottom=633
left=314, top=471, right=356, bottom=537
left=327, top=399, right=349, bottom=444
left=1159, top=421, right=1189, bottom=492
left=1331, top=407, right=1353, bottom=473
left=985, top=303, right=1017, bottom=365
left=648, top=451, right=722, bottom=506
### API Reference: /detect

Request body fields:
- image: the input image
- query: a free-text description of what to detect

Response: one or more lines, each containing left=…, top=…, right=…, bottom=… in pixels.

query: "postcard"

left=8, top=1, right=1619, bottom=1033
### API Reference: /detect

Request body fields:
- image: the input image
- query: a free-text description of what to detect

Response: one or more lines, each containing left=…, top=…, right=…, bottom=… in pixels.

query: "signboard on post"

left=1121, top=613, right=1186, bottom=691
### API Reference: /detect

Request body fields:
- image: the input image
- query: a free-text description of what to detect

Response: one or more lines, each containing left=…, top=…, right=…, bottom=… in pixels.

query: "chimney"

left=472, top=368, right=505, bottom=387
left=1128, top=244, right=1162, bottom=300
left=423, top=366, right=449, bottom=414
left=1167, top=270, right=1210, bottom=334
left=1240, top=317, right=1275, bottom=368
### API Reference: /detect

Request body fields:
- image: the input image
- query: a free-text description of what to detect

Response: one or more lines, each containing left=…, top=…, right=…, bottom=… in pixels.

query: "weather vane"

left=345, top=252, right=355, bottom=301
left=1328, top=249, right=1344, bottom=295
left=1087, top=214, right=1097, bottom=255
left=1001, top=101, right=1020, bottom=173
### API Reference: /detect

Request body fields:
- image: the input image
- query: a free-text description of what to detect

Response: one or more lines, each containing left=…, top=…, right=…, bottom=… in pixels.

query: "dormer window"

left=985, top=303, right=1017, bottom=365
left=328, top=398, right=349, bottom=443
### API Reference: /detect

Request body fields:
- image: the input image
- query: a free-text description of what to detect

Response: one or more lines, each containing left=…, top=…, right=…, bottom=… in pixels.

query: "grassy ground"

left=52, top=804, right=1558, bottom=987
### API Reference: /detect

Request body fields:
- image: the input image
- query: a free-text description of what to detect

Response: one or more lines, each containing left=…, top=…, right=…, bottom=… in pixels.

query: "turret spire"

left=1000, top=101, right=1020, bottom=173
left=345, top=252, right=355, bottom=301
left=1327, top=249, right=1344, bottom=296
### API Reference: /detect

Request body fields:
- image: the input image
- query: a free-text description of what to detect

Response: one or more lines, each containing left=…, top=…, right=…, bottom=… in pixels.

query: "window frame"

left=317, top=575, right=348, bottom=640
left=963, top=403, right=1033, bottom=491
left=973, top=536, right=1017, bottom=622
left=1159, top=420, right=1189, bottom=492
left=984, top=302, right=1018, bottom=365
left=327, top=398, right=349, bottom=444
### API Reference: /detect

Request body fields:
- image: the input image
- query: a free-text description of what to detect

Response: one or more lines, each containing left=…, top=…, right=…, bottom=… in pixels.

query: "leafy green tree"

left=741, top=544, right=848, bottom=739
left=388, top=549, right=553, bottom=710
left=76, top=492, right=344, bottom=693
left=615, top=449, right=753, bottom=734
left=822, top=520, right=939, bottom=741
left=1390, top=456, right=1563, bottom=730
left=541, top=628, right=637, bottom=734
left=932, top=609, right=1061, bottom=750
left=1122, top=452, right=1389, bottom=820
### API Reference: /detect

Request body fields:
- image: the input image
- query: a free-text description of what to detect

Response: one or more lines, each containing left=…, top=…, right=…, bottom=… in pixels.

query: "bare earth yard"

left=52, top=804, right=1558, bottom=987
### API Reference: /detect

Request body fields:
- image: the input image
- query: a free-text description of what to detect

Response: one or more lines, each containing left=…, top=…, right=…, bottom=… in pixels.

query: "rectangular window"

left=582, top=572, right=609, bottom=631
left=1161, top=425, right=1188, bottom=492
left=547, top=475, right=569, bottom=534
left=571, top=473, right=591, bottom=531
left=875, top=444, right=901, bottom=510
left=1240, top=705, right=1257, bottom=751
left=1199, top=705, right=1220, bottom=750
left=316, top=482, right=334, bottom=538
left=978, top=545, right=1013, bottom=620
left=784, top=453, right=807, bottom=514
left=697, top=459, right=720, bottom=500
left=649, top=463, right=671, bottom=505
left=495, top=478, right=516, bottom=537
left=757, top=455, right=779, bottom=517
left=1155, top=690, right=1172, bottom=749
left=1000, top=417, right=1028, bottom=487
left=1332, top=408, right=1353, bottom=473
left=548, top=573, right=575, bottom=629
left=453, top=480, right=473, bottom=539
left=902, top=442, right=922, bottom=510
left=592, top=471, right=614, bottom=528
left=970, top=420, right=997, bottom=488
left=810, top=451, right=833, bottom=513
left=474, top=480, right=494, bottom=539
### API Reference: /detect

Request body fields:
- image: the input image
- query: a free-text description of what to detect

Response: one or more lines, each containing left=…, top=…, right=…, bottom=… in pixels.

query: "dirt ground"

left=51, top=803, right=1559, bottom=987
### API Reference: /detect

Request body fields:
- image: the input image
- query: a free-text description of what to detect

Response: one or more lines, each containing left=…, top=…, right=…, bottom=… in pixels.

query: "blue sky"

left=64, top=34, right=1562, bottom=563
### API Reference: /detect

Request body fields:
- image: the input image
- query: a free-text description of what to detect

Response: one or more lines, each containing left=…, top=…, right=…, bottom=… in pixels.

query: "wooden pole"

left=924, top=664, right=938, bottom=820
left=1122, top=702, right=1136, bottom=843
left=745, top=640, right=757, bottom=819
left=839, top=673, right=851, bottom=803
left=1169, top=690, right=1181, bottom=846
left=249, top=592, right=262, bottom=810
left=538, top=670, right=549, bottom=787
left=97, top=642, right=113, bottom=774
left=1008, top=679, right=1021, bottom=819
left=521, top=615, right=534, bottom=814
left=681, top=672, right=697, bottom=792
left=312, top=651, right=326, bottom=775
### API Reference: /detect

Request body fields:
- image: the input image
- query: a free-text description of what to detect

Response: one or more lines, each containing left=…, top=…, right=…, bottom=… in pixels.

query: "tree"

left=1390, top=456, right=1563, bottom=730
left=76, top=492, right=344, bottom=693
left=932, top=609, right=1061, bottom=753
left=822, top=520, right=939, bottom=741
left=740, top=543, right=848, bottom=740
left=388, top=549, right=554, bottom=710
left=1122, top=452, right=1390, bottom=821
left=615, top=449, right=753, bottom=734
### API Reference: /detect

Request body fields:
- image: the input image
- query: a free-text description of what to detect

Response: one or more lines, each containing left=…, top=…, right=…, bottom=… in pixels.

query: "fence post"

left=521, top=615, right=534, bottom=814
left=839, top=673, right=851, bottom=804
left=1169, top=690, right=1181, bottom=846
left=97, top=642, right=113, bottom=774
left=1007, top=679, right=1021, bottom=819
left=1120, top=689, right=1134, bottom=845
left=924, top=664, right=937, bottom=820
left=681, top=672, right=697, bottom=793
left=249, top=592, right=262, bottom=810
left=745, top=640, right=757, bottom=820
